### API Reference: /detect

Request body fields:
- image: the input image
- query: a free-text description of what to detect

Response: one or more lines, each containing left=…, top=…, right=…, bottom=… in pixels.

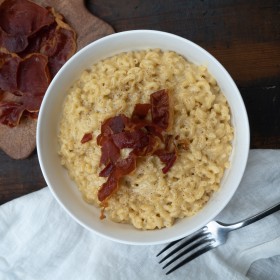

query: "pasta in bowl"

left=37, top=30, right=249, bottom=244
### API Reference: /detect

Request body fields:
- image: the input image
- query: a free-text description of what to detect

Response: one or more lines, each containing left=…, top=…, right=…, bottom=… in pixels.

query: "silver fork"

left=157, top=201, right=280, bottom=275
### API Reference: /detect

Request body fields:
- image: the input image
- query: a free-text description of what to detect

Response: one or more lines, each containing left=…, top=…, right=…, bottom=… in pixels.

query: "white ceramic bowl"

left=37, top=30, right=250, bottom=245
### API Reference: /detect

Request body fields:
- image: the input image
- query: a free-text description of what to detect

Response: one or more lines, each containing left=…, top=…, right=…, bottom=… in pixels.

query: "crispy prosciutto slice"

left=0, top=0, right=55, bottom=53
left=98, top=154, right=136, bottom=202
left=100, top=137, right=120, bottom=166
left=81, top=132, right=93, bottom=144
left=131, top=103, right=151, bottom=120
left=99, top=162, right=114, bottom=178
left=0, top=52, right=50, bottom=127
left=18, top=53, right=50, bottom=96
left=0, top=49, right=20, bottom=92
left=92, top=89, right=180, bottom=204
left=98, top=172, right=119, bottom=203
left=154, top=150, right=177, bottom=174
left=153, top=134, right=177, bottom=174
left=37, top=7, right=77, bottom=77
left=111, top=129, right=149, bottom=150
left=101, top=114, right=128, bottom=135
left=0, top=0, right=77, bottom=127
left=151, top=89, right=173, bottom=131
left=17, top=7, right=77, bottom=78
left=0, top=101, right=23, bottom=126
left=97, top=114, right=129, bottom=146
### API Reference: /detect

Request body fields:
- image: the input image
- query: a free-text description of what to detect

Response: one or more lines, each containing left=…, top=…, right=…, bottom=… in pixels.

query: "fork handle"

left=222, top=201, right=280, bottom=231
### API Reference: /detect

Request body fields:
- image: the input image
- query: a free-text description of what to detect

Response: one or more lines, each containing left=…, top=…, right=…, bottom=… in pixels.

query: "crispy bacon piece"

left=96, top=89, right=180, bottom=204
left=0, top=0, right=55, bottom=53
left=81, top=132, right=93, bottom=144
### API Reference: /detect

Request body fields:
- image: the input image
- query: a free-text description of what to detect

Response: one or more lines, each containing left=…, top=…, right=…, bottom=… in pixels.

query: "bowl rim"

left=37, top=29, right=250, bottom=245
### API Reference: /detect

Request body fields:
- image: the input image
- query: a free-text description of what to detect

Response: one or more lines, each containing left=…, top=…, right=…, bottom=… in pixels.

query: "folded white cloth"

left=1, top=150, right=280, bottom=280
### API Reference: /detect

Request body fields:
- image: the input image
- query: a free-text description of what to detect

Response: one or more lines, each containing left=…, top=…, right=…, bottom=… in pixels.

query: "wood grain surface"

left=0, top=0, right=279, bottom=204
left=0, top=0, right=114, bottom=159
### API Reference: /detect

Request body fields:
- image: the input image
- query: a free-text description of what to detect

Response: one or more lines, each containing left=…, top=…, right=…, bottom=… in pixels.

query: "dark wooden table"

left=0, top=0, right=279, bottom=205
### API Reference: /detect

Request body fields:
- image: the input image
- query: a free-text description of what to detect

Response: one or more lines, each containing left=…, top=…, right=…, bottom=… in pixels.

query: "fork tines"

left=157, top=226, right=214, bottom=275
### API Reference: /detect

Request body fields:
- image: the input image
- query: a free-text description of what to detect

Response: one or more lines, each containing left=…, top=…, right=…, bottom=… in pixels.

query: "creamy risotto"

left=58, top=49, right=233, bottom=230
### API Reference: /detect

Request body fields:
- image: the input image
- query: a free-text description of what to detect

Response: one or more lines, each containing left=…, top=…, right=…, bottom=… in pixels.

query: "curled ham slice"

left=92, top=89, right=180, bottom=204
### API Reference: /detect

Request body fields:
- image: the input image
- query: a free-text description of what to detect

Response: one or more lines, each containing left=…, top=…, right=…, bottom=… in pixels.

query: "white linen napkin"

left=0, top=150, right=280, bottom=280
